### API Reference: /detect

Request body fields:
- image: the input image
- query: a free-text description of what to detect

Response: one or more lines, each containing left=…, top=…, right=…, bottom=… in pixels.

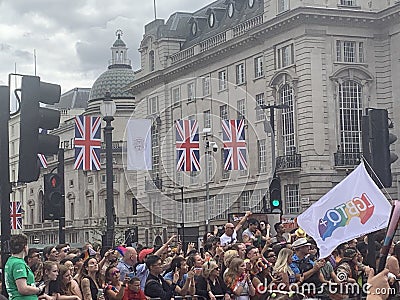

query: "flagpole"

left=153, top=0, right=157, bottom=19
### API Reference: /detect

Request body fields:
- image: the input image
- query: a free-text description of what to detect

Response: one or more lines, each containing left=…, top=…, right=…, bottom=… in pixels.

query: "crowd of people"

left=1, top=212, right=394, bottom=300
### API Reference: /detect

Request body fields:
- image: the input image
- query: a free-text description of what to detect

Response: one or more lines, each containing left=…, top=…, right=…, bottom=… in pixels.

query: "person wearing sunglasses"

left=56, top=243, right=71, bottom=261
left=196, top=260, right=230, bottom=300
left=220, top=211, right=252, bottom=248
left=104, top=266, right=129, bottom=300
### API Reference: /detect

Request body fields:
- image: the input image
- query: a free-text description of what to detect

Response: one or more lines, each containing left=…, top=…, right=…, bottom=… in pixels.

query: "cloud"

left=0, top=0, right=212, bottom=92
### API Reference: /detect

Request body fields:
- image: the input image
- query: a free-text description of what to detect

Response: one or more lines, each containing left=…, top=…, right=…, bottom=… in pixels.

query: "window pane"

left=285, top=184, right=300, bottom=214
left=343, top=41, right=356, bottom=63
left=339, top=80, right=362, bottom=154
left=255, top=93, right=265, bottom=121
left=280, top=84, right=296, bottom=155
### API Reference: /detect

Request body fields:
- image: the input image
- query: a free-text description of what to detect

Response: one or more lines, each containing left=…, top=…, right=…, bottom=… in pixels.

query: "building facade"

left=14, top=0, right=400, bottom=248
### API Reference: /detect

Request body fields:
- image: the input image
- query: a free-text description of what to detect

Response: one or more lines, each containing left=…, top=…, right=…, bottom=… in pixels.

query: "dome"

left=88, top=66, right=135, bottom=101
left=88, top=29, right=135, bottom=102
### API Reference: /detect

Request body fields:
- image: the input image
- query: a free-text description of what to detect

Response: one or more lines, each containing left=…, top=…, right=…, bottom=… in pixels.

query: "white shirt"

left=220, top=230, right=237, bottom=246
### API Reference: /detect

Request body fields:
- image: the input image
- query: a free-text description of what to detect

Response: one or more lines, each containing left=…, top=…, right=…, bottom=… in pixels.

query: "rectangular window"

left=250, top=189, right=265, bottom=212
left=276, top=43, right=294, bottom=69
left=336, top=40, right=364, bottom=63
left=187, top=82, right=195, bottom=102
left=255, top=93, right=265, bottom=121
left=280, top=85, right=296, bottom=155
left=278, top=0, right=290, bottom=13
left=254, top=56, right=264, bottom=78
left=101, top=174, right=117, bottom=183
left=207, top=153, right=214, bottom=182
left=151, top=124, right=160, bottom=177
left=240, top=190, right=252, bottom=211
left=285, top=184, right=300, bottom=214
left=202, top=75, right=211, bottom=96
left=221, top=151, right=230, bottom=179
left=218, top=70, right=227, bottom=91
left=184, top=198, right=199, bottom=222
left=204, top=110, right=211, bottom=129
left=147, top=96, right=159, bottom=115
left=211, top=194, right=230, bottom=220
left=258, top=139, right=267, bottom=173
left=171, top=87, right=180, bottom=104
left=220, top=104, right=229, bottom=121
left=236, top=63, right=245, bottom=84
left=152, top=197, right=162, bottom=224
left=237, top=99, right=246, bottom=119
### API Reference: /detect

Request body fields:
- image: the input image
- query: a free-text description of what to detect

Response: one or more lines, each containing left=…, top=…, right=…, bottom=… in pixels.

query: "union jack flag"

left=74, top=115, right=101, bottom=170
left=10, top=201, right=22, bottom=230
left=176, top=120, right=200, bottom=171
left=222, top=119, right=248, bottom=170
left=38, top=129, right=48, bottom=168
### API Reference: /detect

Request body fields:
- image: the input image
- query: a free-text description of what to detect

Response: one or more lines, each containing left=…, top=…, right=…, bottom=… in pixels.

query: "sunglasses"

left=63, top=248, right=70, bottom=253
left=111, top=270, right=120, bottom=276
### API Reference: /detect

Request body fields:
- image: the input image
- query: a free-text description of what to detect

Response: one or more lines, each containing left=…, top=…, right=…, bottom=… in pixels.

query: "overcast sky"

left=0, top=0, right=212, bottom=92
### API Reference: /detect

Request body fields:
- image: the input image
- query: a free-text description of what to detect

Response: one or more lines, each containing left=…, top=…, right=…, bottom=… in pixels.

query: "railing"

left=170, top=46, right=195, bottom=64
left=334, top=152, right=361, bottom=166
left=200, top=32, right=227, bottom=52
left=145, top=176, right=163, bottom=192
left=276, top=153, right=301, bottom=171
left=101, top=141, right=124, bottom=152
left=170, top=14, right=264, bottom=64
left=232, top=14, right=263, bottom=37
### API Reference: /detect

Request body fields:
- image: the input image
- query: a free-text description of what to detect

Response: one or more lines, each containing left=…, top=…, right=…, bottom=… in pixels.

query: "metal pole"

left=181, top=187, right=185, bottom=252
left=57, top=149, right=65, bottom=243
left=104, top=116, right=115, bottom=248
left=0, top=86, right=11, bottom=297
left=205, top=135, right=210, bottom=234
left=270, top=107, right=276, bottom=177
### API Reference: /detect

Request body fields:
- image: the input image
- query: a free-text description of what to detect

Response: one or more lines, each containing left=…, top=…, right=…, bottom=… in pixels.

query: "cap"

left=292, top=238, right=311, bottom=249
left=138, top=248, right=154, bottom=263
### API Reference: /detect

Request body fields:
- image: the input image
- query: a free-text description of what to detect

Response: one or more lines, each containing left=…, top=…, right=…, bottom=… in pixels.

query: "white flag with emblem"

left=297, top=162, right=391, bottom=258
left=126, top=119, right=152, bottom=170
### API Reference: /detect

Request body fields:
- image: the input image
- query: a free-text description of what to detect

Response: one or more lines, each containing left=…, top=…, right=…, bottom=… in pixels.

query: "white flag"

left=297, top=162, right=391, bottom=258
left=126, top=119, right=152, bottom=170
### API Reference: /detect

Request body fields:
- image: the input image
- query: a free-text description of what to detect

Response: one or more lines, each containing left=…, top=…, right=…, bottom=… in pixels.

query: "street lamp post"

left=203, top=128, right=211, bottom=234
left=165, top=185, right=185, bottom=250
left=100, top=91, right=117, bottom=248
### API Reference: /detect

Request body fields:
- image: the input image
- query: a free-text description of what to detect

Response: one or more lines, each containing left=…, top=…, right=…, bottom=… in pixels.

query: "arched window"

left=280, top=84, right=295, bottom=155
left=338, top=80, right=362, bottom=154
left=149, top=50, right=155, bottom=72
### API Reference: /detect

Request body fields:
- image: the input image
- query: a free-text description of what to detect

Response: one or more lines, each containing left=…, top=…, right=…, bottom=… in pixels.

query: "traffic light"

left=43, top=173, right=63, bottom=220
left=18, top=75, right=61, bottom=183
left=269, top=176, right=282, bottom=214
left=369, top=109, right=398, bottom=188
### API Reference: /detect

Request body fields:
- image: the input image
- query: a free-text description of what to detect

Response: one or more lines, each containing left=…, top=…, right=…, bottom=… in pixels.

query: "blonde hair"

left=273, top=248, right=294, bottom=276
left=202, top=260, right=218, bottom=278
left=223, top=257, right=244, bottom=289
left=42, top=261, right=59, bottom=281
left=224, top=250, right=238, bottom=268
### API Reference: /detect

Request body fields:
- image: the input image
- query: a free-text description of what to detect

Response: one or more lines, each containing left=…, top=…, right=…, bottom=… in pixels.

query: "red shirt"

left=122, top=288, right=147, bottom=300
